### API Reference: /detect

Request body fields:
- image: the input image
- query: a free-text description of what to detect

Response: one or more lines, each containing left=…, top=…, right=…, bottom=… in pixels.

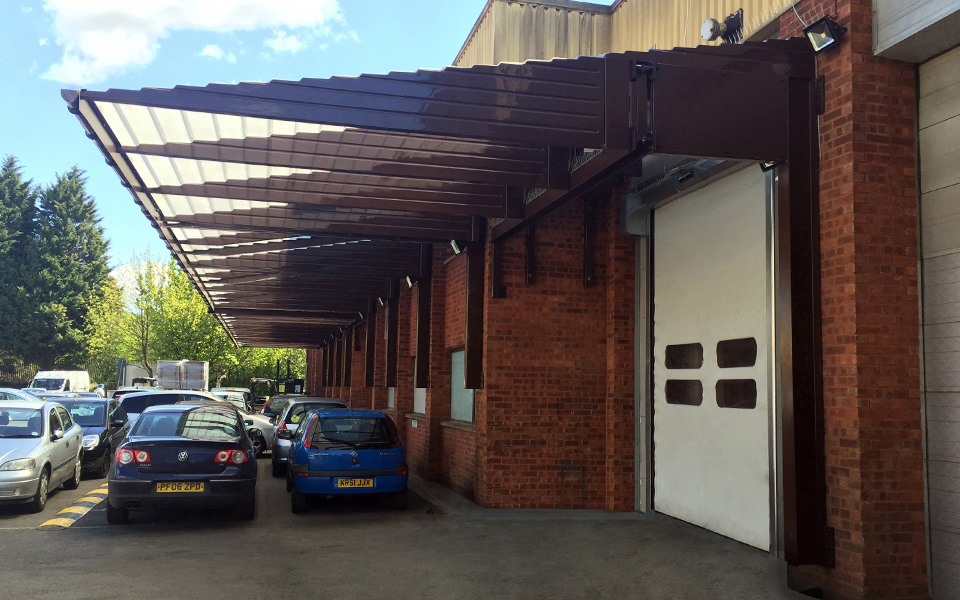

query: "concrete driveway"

left=0, top=460, right=805, bottom=600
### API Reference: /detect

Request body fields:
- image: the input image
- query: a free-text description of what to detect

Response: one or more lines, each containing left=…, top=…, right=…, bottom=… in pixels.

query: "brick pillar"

left=393, top=286, right=414, bottom=438
left=782, top=1, right=925, bottom=598
left=372, top=304, right=388, bottom=410
left=424, top=246, right=451, bottom=479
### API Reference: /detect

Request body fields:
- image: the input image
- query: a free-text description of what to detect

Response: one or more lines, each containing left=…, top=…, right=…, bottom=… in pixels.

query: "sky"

left=0, top=0, right=493, bottom=267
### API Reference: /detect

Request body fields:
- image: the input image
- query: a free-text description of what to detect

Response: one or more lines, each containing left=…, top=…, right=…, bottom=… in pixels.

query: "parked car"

left=112, top=386, right=158, bottom=400
left=20, top=388, right=46, bottom=396
left=106, top=403, right=258, bottom=524
left=0, top=400, right=83, bottom=512
left=118, top=390, right=223, bottom=429
left=260, top=395, right=297, bottom=422
left=285, top=409, right=407, bottom=513
left=210, top=388, right=254, bottom=412
left=271, top=398, right=348, bottom=477
left=176, top=398, right=275, bottom=457
left=29, top=370, right=89, bottom=394
left=31, top=392, right=80, bottom=401
left=56, top=398, right=130, bottom=478
left=1, top=388, right=41, bottom=401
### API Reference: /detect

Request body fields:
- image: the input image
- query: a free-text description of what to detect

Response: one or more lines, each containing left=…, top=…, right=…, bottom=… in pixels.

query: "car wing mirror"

left=243, top=420, right=253, bottom=426
left=277, top=429, right=293, bottom=440
left=52, top=429, right=64, bottom=440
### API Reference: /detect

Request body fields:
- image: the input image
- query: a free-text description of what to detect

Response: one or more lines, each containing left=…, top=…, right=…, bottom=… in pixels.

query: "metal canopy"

left=63, top=39, right=810, bottom=351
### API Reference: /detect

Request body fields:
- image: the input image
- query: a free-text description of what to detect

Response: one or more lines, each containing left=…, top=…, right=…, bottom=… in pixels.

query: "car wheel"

left=28, top=469, right=50, bottom=513
left=252, top=435, right=266, bottom=458
left=96, top=448, right=111, bottom=479
left=285, top=471, right=293, bottom=493
left=291, top=489, right=307, bottom=514
left=63, top=452, right=82, bottom=490
left=271, top=461, right=285, bottom=478
left=106, top=501, right=128, bottom=525
left=388, top=489, right=408, bottom=510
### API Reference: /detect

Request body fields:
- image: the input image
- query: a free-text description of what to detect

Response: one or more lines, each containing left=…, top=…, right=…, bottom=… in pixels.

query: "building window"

left=387, top=387, right=395, bottom=410
left=450, top=349, right=474, bottom=423
left=413, top=387, right=426, bottom=414
left=715, top=379, right=757, bottom=409
left=665, top=380, right=703, bottom=406
left=665, top=343, right=703, bottom=369
left=716, top=337, right=757, bottom=368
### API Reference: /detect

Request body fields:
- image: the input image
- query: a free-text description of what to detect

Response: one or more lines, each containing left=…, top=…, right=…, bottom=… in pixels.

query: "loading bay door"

left=652, top=166, right=774, bottom=550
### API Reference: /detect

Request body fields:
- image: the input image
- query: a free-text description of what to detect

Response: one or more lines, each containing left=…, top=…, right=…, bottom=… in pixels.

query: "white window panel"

left=388, top=387, right=395, bottom=409
left=413, top=388, right=426, bottom=414
left=450, top=350, right=474, bottom=423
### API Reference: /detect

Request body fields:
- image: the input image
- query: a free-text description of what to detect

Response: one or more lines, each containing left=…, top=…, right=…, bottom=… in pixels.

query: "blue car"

left=284, top=409, right=408, bottom=513
left=106, top=403, right=258, bottom=524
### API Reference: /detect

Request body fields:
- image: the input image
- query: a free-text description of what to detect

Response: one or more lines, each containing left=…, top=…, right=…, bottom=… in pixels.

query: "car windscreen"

left=286, top=402, right=347, bottom=424
left=32, top=378, right=64, bottom=390
left=132, top=408, right=241, bottom=441
left=214, top=393, right=246, bottom=408
left=120, top=393, right=182, bottom=414
left=0, top=408, right=43, bottom=438
left=57, top=401, right=106, bottom=427
left=263, top=397, right=292, bottom=414
left=309, top=416, right=399, bottom=449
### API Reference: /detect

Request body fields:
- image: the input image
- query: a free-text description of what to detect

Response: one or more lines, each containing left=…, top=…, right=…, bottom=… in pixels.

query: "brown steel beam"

left=525, top=225, right=536, bottom=285
left=491, top=239, right=506, bottom=299
left=163, top=216, right=476, bottom=243
left=321, top=346, right=328, bottom=388
left=583, top=201, right=595, bottom=288
left=214, top=307, right=358, bottom=320
left=464, top=222, right=485, bottom=389
left=414, top=244, right=432, bottom=388
left=385, top=279, right=399, bottom=387
left=364, top=299, right=377, bottom=387
left=342, top=332, right=352, bottom=387
left=778, top=63, right=829, bottom=567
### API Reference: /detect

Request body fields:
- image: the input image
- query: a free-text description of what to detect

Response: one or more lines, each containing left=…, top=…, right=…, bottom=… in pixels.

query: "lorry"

left=156, top=360, right=209, bottom=391
left=30, top=370, right=91, bottom=393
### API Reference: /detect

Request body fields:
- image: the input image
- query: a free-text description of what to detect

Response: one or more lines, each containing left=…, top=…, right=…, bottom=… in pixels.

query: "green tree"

left=30, top=167, right=110, bottom=366
left=0, top=156, right=39, bottom=359
left=84, top=277, right=126, bottom=387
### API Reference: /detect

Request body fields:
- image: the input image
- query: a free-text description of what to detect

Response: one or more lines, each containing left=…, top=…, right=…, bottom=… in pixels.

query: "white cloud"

left=39, top=38, right=48, bottom=46
left=21, top=5, right=32, bottom=13
left=199, top=44, right=236, bottom=63
left=264, top=30, right=303, bottom=54
left=29, top=61, right=39, bottom=75
left=41, top=0, right=342, bottom=85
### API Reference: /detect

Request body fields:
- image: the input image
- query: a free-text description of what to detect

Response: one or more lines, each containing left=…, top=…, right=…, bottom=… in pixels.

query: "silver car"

left=1, top=388, right=42, bottom=401
left=0, top=400, right=84, bottom=512
left=270, top=397, right=347, bottom=477
left=236, top=406, right=276, bottom=457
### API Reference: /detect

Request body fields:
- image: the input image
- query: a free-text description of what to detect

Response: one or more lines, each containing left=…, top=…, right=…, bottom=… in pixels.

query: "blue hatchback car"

left=284, top=408, right=408, bottom=512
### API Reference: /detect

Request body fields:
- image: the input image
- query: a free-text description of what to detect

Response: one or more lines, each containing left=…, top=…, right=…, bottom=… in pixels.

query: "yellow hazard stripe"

left=37, top=485, right=108, bottom=530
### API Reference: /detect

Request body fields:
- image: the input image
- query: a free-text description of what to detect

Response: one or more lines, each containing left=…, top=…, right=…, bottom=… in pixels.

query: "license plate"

left=336, top=478, right=373, bottom=488
left=156, top=482, right=204, bottom=493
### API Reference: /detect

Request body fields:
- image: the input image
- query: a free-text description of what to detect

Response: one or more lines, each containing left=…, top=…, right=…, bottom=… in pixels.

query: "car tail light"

left=397, top=462, right=408, bottom=476
left=215, top=450, right=248, bottom=464
left=117, top=449, right=150, bottom=464
left=277, top=421, right=287, bottom=431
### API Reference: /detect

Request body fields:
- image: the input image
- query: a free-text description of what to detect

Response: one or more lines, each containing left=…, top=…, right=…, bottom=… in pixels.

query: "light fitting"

left=803, top=16, right=846, bottom=54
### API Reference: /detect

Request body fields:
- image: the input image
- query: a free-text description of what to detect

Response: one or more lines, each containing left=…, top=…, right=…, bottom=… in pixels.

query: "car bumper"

left=0, top=473, right=41, bottom=503
left=291, top=469, right=407, bottom=495
left=108, top=477, right=257, bottom=510
left=81, top=445, right=108, bottom=472
left=271, top=438, right=292, bottom=463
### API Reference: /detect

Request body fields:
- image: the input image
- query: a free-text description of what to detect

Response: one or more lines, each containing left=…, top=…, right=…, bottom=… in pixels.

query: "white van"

left=30, top=370, right=91, bottom=393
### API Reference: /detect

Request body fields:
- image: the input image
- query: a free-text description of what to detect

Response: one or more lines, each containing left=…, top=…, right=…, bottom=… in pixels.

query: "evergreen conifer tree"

left=0, top=156, right=39, bottom=359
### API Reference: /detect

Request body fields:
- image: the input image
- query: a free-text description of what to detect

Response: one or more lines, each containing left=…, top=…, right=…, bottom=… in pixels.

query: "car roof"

left=140, top=403, right=235, bottom=415
left=55, top=397, right=108, bottom=404
left=211, top=387, right=247, bottom=392
left=0, top=400, right=58, bottom=410
left=304, top=408, right=385, bottom=418
left=286, top=397, right=343, bottom=404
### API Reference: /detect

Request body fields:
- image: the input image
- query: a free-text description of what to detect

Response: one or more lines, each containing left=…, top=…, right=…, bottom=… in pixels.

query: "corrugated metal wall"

left=455, top=0, right=795, bottom=67
left=609, top=0, right=793, bottom=52
left=456, top=1, right=611, bottom=67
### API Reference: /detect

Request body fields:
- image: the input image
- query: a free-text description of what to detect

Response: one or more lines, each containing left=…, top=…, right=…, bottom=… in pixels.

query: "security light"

left=803, top=16, right=846, bottom=54
left=405, top=276, right=415, bottom=288
left=450, top=240, right=462, bottom=255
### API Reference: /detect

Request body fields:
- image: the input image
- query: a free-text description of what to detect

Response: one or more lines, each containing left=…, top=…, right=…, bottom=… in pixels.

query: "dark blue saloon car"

left=285, top=409, right=407, bottom=513
left=106, top=403, right=257, bottom=524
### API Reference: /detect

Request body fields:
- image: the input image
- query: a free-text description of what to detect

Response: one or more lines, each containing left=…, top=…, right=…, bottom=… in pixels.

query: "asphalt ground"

left=0, top=458, right=806, bottom=600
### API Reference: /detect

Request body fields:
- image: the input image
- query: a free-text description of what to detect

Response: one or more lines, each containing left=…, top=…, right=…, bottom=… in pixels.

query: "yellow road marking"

left=38, top=485, right=108, bottom=530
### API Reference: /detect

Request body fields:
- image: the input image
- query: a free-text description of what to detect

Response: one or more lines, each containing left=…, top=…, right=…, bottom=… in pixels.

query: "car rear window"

left=0, top=408, right=43, bottom=438
left=286, top=402, right=347, bottom=424
left=263, top=397, right=292, bottom=414
left=308, top=416, right=399, bottom=449
left=132, top=408, right=241, bottom=441
left=57, top=401, right=106, bottom=427
left=120, top=393, right=182, bottom=414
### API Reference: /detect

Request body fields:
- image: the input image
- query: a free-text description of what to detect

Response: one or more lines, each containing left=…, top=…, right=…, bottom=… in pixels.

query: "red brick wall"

left=781, top=1, right=925, bottom=598
left=441, top=425, right=476, bottom=498
left=478, top=196, right=627, bottom=509
left=444, top=254, right=467, bottom=349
